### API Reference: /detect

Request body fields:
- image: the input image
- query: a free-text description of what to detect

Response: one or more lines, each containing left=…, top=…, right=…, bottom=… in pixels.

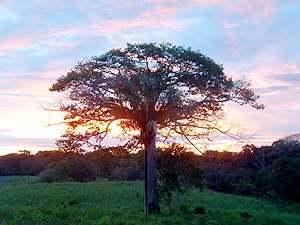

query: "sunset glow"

left=1, top=0, right=300, bottom=154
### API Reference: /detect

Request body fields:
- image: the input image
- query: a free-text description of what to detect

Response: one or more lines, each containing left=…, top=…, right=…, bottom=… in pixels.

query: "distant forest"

left=0, top=138, right=299, bottom=203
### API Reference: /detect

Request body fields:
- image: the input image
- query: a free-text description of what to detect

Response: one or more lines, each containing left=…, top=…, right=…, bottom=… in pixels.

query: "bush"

left=267, top=156, right=300, bottom=202
left=109, top=164, right=144, bottom=181
left=39, top=157, right=97, bottom=182
left=157, top=144, right=204, bottom=211
left=39, top=168, right=70, bottom=183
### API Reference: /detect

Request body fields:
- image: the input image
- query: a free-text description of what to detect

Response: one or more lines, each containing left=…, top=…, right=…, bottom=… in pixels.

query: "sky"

left=0, top=0, right=299, bottom=155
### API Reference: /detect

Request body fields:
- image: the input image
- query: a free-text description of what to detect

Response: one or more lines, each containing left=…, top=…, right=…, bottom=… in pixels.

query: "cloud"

left=275, top=73, right=300, bottom=84
left=0, top=10, right=172, bottom=54
left=226, top=57, right=300, bottom=90
left=0, top=0, right=299, bottom=152
left=0, top=35, right=38, bottom=53
left=219, top=0, right=276, bottom=56
left=0, top=128, right=57, bottom=155
left=255, top=85, right=291, bottom=95
left=0, top=134, right=55, bottom=147
left=0, top=0, right=279, bottom=55
left=93, top=7, right=183, bottom=34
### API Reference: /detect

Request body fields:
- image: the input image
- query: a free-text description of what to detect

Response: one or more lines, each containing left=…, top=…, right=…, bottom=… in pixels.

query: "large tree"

left=50, top=43, right=263, bottom=214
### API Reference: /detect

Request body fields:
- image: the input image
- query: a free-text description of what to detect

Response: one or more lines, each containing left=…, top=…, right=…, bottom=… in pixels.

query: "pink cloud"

left=0, top=35, right=38, bottom=53
left=247, top=62, right=300, bottom=88
left=220, top=0, right=275, bottom=56
left=125, top=1, right=277, bottom=56
left=190, top=0, right=275, bottom=19
left=72, top=0, right=277, bottom=36
left=95, top=5, right=183, bottom=33
left=0, top=28, right=80, bottom=54
left=0, top=0, right=278, bottom=55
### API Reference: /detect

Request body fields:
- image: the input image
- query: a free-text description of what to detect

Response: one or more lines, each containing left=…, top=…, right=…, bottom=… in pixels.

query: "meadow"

left=0, top=176, right=299, bottom=225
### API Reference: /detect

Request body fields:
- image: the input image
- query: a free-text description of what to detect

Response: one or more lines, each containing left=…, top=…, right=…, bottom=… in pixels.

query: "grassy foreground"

left=0, top=177, right=299, bottom=225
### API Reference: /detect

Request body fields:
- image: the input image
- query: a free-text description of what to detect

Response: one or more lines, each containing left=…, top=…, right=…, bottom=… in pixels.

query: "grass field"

left=0, top=176, right=299, bottom=225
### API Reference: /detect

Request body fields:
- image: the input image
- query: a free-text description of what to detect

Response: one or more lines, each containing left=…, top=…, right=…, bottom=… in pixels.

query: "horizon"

left=1, top=0, right=300, bottom=154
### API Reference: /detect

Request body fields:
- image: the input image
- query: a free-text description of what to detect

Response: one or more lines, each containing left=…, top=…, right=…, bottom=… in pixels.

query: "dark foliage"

left=1, top=138, right=300, bottom=202
left=194, top=206, right=206, bottom=215
left=200, top=140, right=300, bottom=202
left=0, top=151, right=65, bottom=176
left=157, top=144, right=204, bottom=211
left=40, top=156, right=97, bottom=182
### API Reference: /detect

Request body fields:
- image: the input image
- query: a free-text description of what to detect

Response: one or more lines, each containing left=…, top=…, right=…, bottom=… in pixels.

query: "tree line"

left=1, top=138, right=299, bottom=203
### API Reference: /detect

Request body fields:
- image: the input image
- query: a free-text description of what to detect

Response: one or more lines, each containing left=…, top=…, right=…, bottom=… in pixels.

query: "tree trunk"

left=144, top=120, right=160, bottom=215
left=98, top=167, right=101, bottom=181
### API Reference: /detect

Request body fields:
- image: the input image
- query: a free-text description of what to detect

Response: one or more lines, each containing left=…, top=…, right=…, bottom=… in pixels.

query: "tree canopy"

left=50, top=43, right=264, bottom=151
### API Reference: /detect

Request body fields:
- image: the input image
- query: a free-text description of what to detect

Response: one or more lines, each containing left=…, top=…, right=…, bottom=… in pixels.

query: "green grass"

left=0, top=176, right=299, bottom=225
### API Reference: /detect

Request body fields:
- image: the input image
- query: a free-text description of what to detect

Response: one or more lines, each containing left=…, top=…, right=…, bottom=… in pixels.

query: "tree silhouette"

left=50, top=43, right=264, bottom=214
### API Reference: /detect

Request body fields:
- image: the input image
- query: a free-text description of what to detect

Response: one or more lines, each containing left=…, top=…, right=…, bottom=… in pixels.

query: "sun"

left=109, top=120, right=124, bottom=135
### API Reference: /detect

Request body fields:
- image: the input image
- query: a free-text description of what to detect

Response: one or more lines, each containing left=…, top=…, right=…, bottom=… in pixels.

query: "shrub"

left=109, top=164, right=144, bottom=181
left=267, top=156, right=300, bottom=202
left=157, top=144, right=204, bottom=211
left=39, top=157, right=97, bottom=182
left=39, top=168, right=70, bottom=183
